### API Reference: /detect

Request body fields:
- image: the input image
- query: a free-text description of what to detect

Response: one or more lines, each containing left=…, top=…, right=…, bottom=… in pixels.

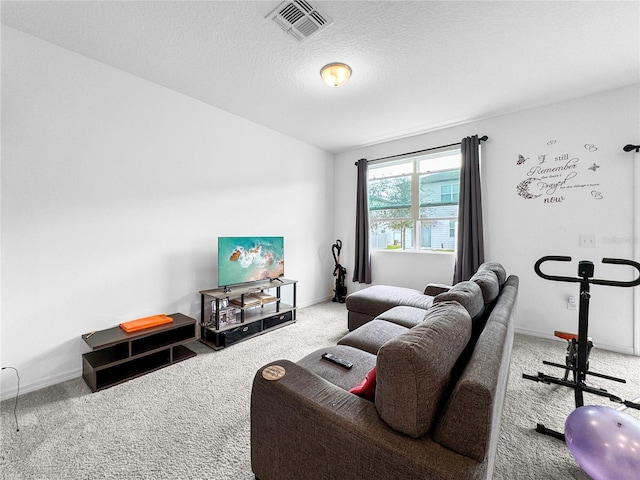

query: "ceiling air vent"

left=266, top=0, right=333, bottom=42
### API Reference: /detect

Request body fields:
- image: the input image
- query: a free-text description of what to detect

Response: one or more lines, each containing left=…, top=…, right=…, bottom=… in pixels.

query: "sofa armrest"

left=251, top=360, right=482, bottom=480
left=424, top=283, right=452, bottom=296
left=433, top=280, right=517, bottom=465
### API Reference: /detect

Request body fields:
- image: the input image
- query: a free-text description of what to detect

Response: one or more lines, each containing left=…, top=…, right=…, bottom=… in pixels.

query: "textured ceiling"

left=2, top=1, right=639, bottom=153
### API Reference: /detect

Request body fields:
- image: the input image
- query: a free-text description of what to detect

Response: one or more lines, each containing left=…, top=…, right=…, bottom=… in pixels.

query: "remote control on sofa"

left=321, top=352, right=353, bottom=369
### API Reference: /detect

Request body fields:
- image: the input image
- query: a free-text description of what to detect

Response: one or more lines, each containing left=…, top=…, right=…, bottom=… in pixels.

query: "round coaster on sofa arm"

left=262, top=365, right=286, bottom=381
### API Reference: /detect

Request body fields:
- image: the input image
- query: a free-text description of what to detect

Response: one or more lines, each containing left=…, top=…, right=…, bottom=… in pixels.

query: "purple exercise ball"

left=565, top=405, right=640, bottom=480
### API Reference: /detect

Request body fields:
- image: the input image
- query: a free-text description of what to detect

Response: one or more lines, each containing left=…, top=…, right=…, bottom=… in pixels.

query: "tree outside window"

left=368, top=149, right=460, bottom=252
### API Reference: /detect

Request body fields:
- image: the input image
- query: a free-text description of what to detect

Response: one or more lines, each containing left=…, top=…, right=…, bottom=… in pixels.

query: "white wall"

left=335, top=84, right=640, bottom=354
left=2, top=27, right=638, bottom=401
left=0, top=28, right=335, bottom=399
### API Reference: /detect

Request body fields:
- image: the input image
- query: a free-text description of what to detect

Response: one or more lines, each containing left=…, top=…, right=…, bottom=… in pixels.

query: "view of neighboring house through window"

left=368, top=148, right=461, bottom=252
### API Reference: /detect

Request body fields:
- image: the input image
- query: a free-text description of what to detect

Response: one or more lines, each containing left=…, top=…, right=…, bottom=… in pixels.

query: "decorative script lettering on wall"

left=515, top=141, right=603, bottom=205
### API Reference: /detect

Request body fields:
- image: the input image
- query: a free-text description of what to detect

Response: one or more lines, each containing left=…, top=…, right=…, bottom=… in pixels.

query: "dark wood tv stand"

left=81, top=313, right=197, bottom=392
left=199, top=278, right=297, bottom=349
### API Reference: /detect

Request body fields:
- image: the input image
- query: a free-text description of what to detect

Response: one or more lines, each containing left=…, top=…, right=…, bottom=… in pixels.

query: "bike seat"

left=554, top=330, right=592, bottom=342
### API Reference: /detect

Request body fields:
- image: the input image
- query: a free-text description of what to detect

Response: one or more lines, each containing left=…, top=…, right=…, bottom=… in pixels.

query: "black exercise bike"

left=523, top=256, right=640, bottom=440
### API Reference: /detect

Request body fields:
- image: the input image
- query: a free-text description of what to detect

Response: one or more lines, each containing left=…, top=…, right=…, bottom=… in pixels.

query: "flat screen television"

left=218, top=236, right=284, bottom=288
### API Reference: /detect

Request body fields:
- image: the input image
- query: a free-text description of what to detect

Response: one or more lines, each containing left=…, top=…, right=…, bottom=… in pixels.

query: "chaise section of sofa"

left=345, top=284, right=436, bottom=331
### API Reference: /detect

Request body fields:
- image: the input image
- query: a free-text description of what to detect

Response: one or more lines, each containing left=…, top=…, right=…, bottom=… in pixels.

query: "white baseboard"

left=1, top=367, right=81, bottom=402
left=514, top=327, right=636, bottom=356
left=298, top=295, right=335, bottom=309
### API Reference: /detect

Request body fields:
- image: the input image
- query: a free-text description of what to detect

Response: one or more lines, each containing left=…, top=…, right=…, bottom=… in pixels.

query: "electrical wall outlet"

left=579, top=234, right=596, bottom=248
left=567, top=296, right=577, bottom=310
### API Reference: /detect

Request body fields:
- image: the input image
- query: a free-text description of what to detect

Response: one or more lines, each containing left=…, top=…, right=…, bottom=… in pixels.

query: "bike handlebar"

left=534, top=256, right=640, bottom=287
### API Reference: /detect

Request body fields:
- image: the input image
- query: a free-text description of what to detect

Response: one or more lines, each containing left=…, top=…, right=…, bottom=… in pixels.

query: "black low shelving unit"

left=82, top=313, right=197, bottom=392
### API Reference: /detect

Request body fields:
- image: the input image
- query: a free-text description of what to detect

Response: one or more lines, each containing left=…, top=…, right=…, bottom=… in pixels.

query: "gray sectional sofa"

left=251, top=262, right=518, bottom=480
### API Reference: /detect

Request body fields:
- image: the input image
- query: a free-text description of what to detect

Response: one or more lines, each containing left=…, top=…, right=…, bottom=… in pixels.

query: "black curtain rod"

left=354, top=135, right=488, bottom=165
left=623, top=144, right=640, bottom=152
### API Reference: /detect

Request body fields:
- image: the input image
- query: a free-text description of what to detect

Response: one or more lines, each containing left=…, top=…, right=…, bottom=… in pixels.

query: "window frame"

left=367, top=147, right=461, bottom=253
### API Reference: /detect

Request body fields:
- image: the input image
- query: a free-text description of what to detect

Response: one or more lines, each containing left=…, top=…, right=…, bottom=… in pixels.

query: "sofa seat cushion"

left=346, top=285, right=435, bottom=320
left=374, top=305, right=431, bottom=328
left=375, top=301, right=472, bottom=438
left=297, top=345, right=377, bottom=392
left=338, top=319, right=409, bottom=355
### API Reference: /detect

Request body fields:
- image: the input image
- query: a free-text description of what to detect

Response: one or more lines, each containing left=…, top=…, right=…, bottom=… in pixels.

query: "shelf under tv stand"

left=198, top=278, right=297, bottom=350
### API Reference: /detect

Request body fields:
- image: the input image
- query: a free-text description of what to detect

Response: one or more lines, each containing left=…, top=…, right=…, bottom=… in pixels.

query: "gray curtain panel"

left=353, top=158, right=372, bottom=283
left=453, top=135, right=485, bottom=283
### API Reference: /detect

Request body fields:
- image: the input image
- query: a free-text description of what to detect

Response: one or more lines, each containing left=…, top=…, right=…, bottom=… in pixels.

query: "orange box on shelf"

left=119, top=314, right=173, bottom=333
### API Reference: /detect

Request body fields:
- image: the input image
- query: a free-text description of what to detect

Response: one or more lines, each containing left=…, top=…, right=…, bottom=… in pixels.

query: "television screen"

left=218, top=236, right=284, bottom=287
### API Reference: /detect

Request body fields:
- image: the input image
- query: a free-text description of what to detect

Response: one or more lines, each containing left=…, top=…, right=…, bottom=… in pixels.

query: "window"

left=440, top=184, right=459, bottom=203
left=368, top=148, right=461, bottom=252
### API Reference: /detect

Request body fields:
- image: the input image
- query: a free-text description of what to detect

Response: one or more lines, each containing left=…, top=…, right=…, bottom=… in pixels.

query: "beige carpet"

left=1, top=300, right=639, bottom=479
left=497, top=332, right=640, bottom=480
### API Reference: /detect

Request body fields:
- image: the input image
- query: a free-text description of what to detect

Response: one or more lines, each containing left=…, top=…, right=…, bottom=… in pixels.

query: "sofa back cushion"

left=375, top=301, right=472, bottom=438
left=433, top=281, right=484, bottom=322
left=433, top=280, right=487, bottom=386
left=470, top=269, right=500, bottom=304
left=478, top=262, right=507, bottom=286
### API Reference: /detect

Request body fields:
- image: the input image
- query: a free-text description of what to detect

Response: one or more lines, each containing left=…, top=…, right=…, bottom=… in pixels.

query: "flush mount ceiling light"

left=320, top=63, right=352, bottom=87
